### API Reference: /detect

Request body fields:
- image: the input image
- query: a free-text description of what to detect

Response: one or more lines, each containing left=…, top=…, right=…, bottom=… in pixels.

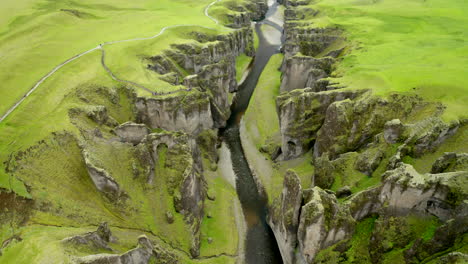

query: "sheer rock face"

left=347, top=163, right=468, bottom=222
left=297, top=187, right=355, bottom=263
left=141, top=28, right=255, bottom=131
left=268, top=170, right=303, bottom=264
left=114, top=122, right=150, bottom=145
left=225, top=0, right=268, bottom=28
left=276, top=88, right=363, bottom=160
left=143, top=132, right=205, bottom=257
left=135, top=91, right=213, bottom=135
left=379, top=164, right=467, bottom=221
left=279, top=56, right=334, bottom=93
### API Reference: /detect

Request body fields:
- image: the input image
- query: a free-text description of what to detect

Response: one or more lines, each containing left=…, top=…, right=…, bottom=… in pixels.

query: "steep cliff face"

left=268, top=170, right=303, bottom=264
left=143, top=131, right=206, bottom=257
left=221, top=0, right=268, bottom=28
left=264, top=1, right=468, bottom=263
left=135, top=91, right=214, bottom=135
left=297, top=187, right=355, bottom=263
left=140, top=28, right=255, bottom=132
left=276, top=88, right=364, bottom=160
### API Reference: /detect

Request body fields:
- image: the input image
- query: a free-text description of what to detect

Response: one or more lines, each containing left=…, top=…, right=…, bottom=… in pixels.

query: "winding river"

left=222, top=1, right=284, bottom=263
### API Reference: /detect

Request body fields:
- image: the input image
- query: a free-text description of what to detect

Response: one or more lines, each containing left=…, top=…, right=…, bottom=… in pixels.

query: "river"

left=221, top=1, right=284, bottom=263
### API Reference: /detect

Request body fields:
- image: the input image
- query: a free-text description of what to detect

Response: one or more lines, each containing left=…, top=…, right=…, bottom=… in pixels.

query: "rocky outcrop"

left=82, top=150, right=124, bottom=201
left=386, top=119, right=463, bottom=170
left=276, top=88, right=363, bottom=160
left=142, top=28, right=255, bottom=131
left=142, top=131, right=206, bottom=257
left=114, top=122, right=150, bottom=145
left=404, top=216, right=468, bottom=264
left=268, top=170, right=303, bottom=264
left=431, top=152, right=468, bottom=173
left=135, top=90, right=213, bottom=135
left=75, top=235, right=156, bottom=264
left=280, top=56, right=334, bottom=93
left=297, top=187, right=355, bottom=263
left=347, top=163, right=468, bottom=222
left=314, top=93, right=438, bottom=159
left=222, top=0, right=268, bottom=28
left=63, top=222, right=113, bottom=251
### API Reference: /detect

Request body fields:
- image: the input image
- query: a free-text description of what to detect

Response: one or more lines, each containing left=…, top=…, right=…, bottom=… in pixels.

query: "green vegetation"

left=307, top=0, right=468, bottom=121
left=0, top=0, right=224, bottom=116
left=244, top=53, right=283, bottom=150
left=200, top=166, right=240, bottom=257
left=346, top=216, right=377, bottom=263
left=235, top=53, right=253, bottom=82
left=412, top=125, right=468, bottom=173
left=0, top=0, right=255, bottom=262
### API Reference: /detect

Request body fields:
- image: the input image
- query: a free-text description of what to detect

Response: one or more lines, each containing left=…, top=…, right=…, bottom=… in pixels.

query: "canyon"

left=0, top=0, right=466, bottom=264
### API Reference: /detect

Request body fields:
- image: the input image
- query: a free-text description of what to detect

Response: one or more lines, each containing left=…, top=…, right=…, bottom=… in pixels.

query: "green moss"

left=199, top=163, right=239, bottom=257
left=235, top=53, right=253, bottom=82
left=244, top=53, right=283, bottom=150
left=345, top=216, right=377, bottom=263
left=412, top=125, right=468, bottom=173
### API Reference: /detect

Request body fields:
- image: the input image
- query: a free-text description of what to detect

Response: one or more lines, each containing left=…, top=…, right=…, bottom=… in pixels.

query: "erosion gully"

left=221, top=2, right=284, bottom=263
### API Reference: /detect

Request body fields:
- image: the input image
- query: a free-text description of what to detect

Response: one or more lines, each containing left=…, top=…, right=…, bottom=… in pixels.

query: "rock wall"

left=138, top=28, right=255, bottom=133
left=268, top=170, right=303, bottom=264
left=276, top=88, right=364, bottom=160
left=143, top=131, right=206, bottom=257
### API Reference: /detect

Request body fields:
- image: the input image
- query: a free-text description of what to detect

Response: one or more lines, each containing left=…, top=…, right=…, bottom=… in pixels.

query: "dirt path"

left=0, top=0, right=223, bottom=124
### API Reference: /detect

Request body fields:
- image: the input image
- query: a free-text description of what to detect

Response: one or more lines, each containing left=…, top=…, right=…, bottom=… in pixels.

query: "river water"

left=221, top=1, right=284, bottom=263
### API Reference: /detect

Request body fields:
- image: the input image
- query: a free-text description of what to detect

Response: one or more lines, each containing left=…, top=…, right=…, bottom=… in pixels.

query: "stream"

left=221, top=1, right=284, bottom=263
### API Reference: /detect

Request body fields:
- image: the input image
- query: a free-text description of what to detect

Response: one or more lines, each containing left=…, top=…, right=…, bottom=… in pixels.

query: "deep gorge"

left=0, top=0, right=466, bottom=263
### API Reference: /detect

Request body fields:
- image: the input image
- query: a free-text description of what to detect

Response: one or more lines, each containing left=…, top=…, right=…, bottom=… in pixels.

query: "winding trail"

left=0, top=0, right=223, bottom=124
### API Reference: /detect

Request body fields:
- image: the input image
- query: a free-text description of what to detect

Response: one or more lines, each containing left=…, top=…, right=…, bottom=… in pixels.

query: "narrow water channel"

left=221, top=1, right=284, bottom=263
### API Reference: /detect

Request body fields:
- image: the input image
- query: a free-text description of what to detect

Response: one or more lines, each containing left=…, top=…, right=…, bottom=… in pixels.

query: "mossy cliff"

left=0, top=1, right=266, bottom=262
left=238, top=1, right=468, bottom=263
left=139, top=27, right=255, bottom=133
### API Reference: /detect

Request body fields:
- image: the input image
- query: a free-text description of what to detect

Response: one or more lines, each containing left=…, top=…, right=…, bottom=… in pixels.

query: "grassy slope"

left=244, top=53, right=283, bottom=149
left=308, top=0, right=468, bottom=121
left=0, top=0, right=217, bottom=115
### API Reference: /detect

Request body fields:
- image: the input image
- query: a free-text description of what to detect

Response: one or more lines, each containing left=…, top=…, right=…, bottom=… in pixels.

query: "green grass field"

left=307, top=0, right=468, bottom=121
left=0, top=0, right=220, bottom=116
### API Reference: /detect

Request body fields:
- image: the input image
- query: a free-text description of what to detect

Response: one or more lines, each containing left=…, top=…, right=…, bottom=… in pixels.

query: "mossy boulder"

left=431, top=152, right=468, bottom=173
left=297, top=187, right=355, bottom=263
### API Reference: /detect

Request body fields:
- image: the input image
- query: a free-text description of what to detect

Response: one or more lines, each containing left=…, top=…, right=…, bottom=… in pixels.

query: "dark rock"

left=76, top=235, right=156, bottom=264
left=431, top=152, right=468, bottom=173
left=384, top=119, right=405, bottom=144
left=404, top=217, right=468, bottom=263
left=166, top=211, right=174, bottom=224
left=63, top=222, right=113, bottom=251
left=336, top=186, right=352, bottom=198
